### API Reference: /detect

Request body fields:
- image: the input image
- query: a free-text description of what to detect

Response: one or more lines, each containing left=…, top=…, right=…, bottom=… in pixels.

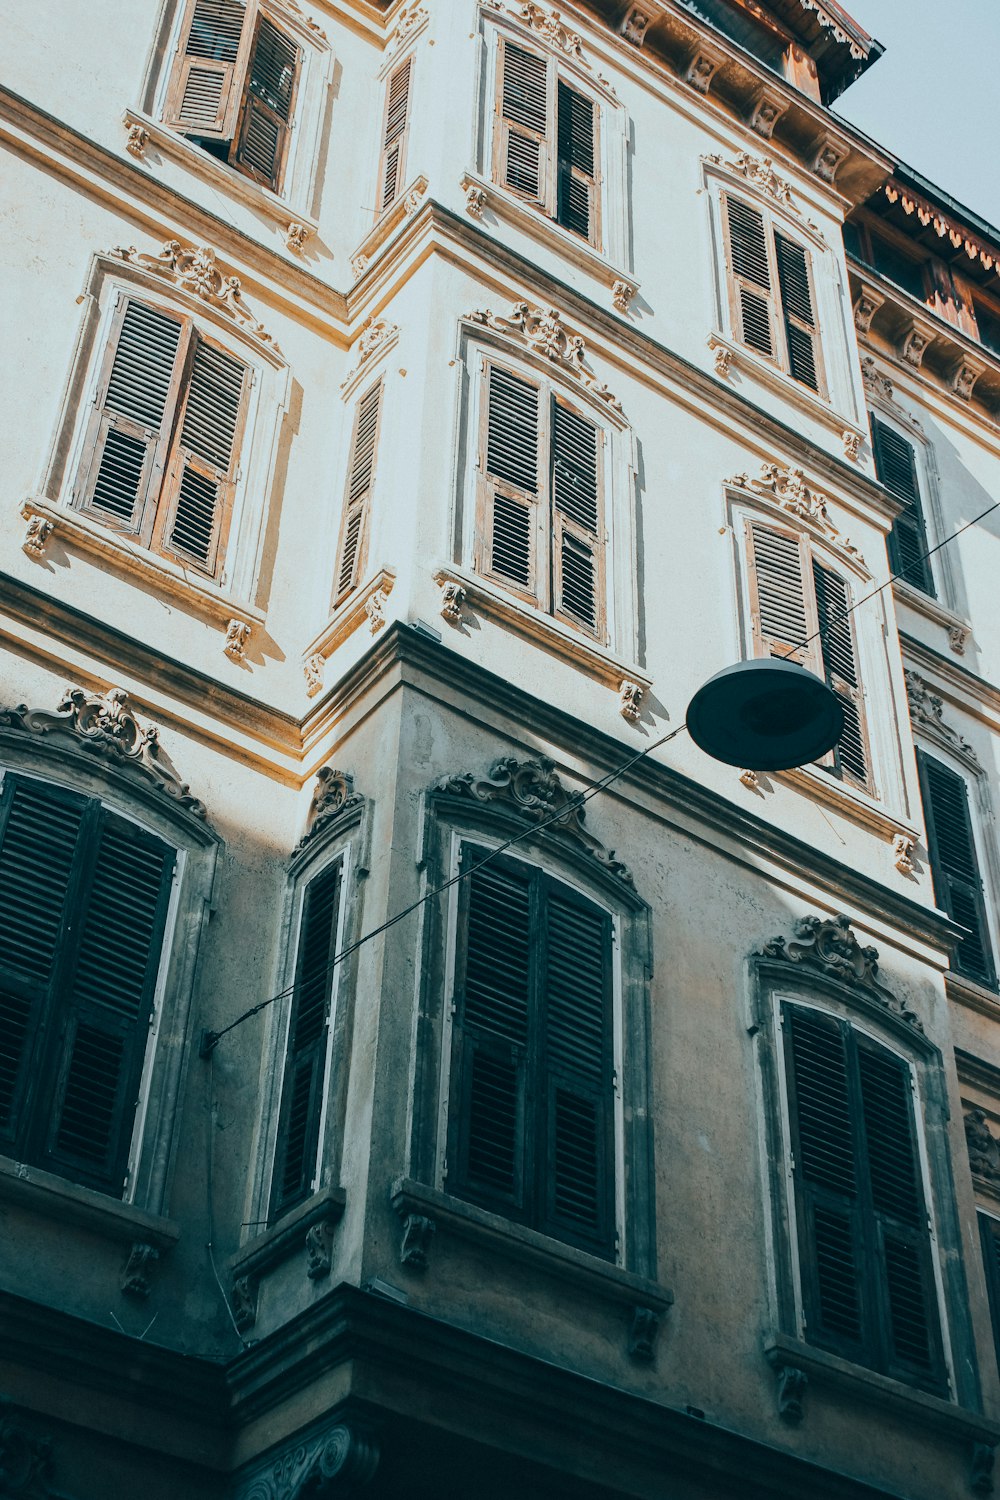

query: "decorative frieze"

left=22, top=515, right=52, bottom=558
left=904, top=669, right=978, bottom=765
left=438, top=580, right=466, bottom=625
left=706, top=151, right=794, bottom=208
left=725, top=463, right=862, bottom=563
left=112, top=241, right=280, bottom=353
left=297, top=767, right=364, bottom=853
left=759, top=914, right=923, bottom=1031
left=852, top=287, right=884, bottom=338
left=399, top=1213, right=436, bottom=1269
left=340, top=316, right=400, bottom=392
left=745, top=86, right=788, bottom=141
left=466, top=303, right=624, bottom=414
left=618, top=680, right=643, bottom=723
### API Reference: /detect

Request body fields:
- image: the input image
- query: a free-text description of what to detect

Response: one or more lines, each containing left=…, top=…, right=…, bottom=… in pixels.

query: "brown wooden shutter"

left=725, top=195, right=778, bottom=359
left=746, top=520, right=818, bottom=668
left=775, top=232, right=821, bottom=392
left=917, top=751, right=996, bottom=988
left=497, top=40, right=548, bottom=207
left=334, top=381, right=383, bottom=605
left=978, top=1212, right=1000, bottom=1377
left=233, top=13, right=299, bottom=192
left=78, top=298, right=188, bottom=534
left=480, top=365, right=541, bottom=602
left=551, top=398, right=604, bottom=637
left=163, top=0, right=254, bottom=140
left=271, top=862, right=342, bottom=1218
left=377, top=57, right=413, bottom=213
left=157, top=334, right=249, bottom=576
left=812, top=561, right=870, bottom=789
left=871, top=418, right=934, bottom=595
left=556, top=81, right=597, bottom=243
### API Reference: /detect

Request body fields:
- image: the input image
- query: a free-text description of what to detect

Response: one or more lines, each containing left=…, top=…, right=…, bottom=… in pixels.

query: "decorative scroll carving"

left=341, top=317, right=399, bottom=391
left=124, top=123, right=149, bottom=159
left=949, top=625, right=970, bottom=656
left=891, top=833, right=915, bottom=876
left=950, top=355, right=985, bottom=402
left=232, top=1275, right=257, bottom=1332
left=284, top=222, right=311, bottom=253
left=386, top=1, right=427, bottom=52
left=486, top=2, right=613, bottom=88
left=120, top=1241, right=159, bottom=1298
left=0, top=1402, right=54, bottom=1499
left=898, top=318, right=933, bottom=368
left=618, top=680, right=643, bottom=723
left=365, top=588, right=390, bottom=633
left=861, top=355, right=893, bottom=402
left=685, top=44, right=724, bottom=93
left=438, top=580, right=466, bottom=625
left=706, top=152, right=794, bottom=207
left=0, top=685, right=206, bottom=819
left=725, top=463, right=862, bottom=561
left=971, top=1443, right=996, bottom=1496
left=775, top=1365, right=807, bottom=1423
left=759, top=913, right=923, bottom=1031
left=628, top=1306, right=660, bottom=1362
left=466, top=303, right=624, bottom=414
left=22, top=516, right=52, bottom=558
left=304, top=653, right=325, bottom=697
left=853, top=288, right=884, bottom=338
left=305, top=1221, right=333, bottom=1280
left=236, top=1419, right=380, bottom=1500
left=965, top=1107, right=1000, bottom=1184
left=708, top=335, right=732, bottom=378
left=351, top=252, right=369, bottom=280
left=904, top=670, right=977, bottom=764
left=465, top=183, right=487, bottom=218
left=810, top=134, right=848, bottom=184
left=612, top=279, right=635, bottom=314
left=437, top=756, right=633, bottom=885
left=746, top=86, right=788, bottom=141
left=619, top=5, right=654, bottom=45
left=297, top=767, right=364, bottom=853
left=111, top=241, right=279, bottom=352
left=224, top=619, right=252, bottom=661
left=399, top=1213, right=435, bottom=1269
left=842, top=430, right=861, bottom=462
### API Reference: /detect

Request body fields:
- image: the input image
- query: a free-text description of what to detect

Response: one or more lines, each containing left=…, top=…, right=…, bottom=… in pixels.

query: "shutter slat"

left=749, top=523, right=809, bottom=651
left=813, top=562, right=868, bottom=787
left=727, top=195, right=775, bottom=356
left=486, top=368, right=539, bottom=493
left=247, top=16, right=296, bottom=120
left=558, top=531, right=597, bottom=629
left=776, top=232, right=820, bottom=391
left=179, top=341, right=246, bottom=470
left=556, top=82, right=595, bottom=240
left=0, top=782, right=84, bottom=984
left=501, top=42, right=547, bottom=132
left=919, top=754, right=995, bottom=986
left=379, top=58, right=412, bottom=210
left=334, top=383, right=382, bottom=603
left=552, top=403, right=599, bottom=532
left=166, top=0, right=250, bottom=138
left=464, top=866, right=530, bottom=1042
left=872, top=419, right=934, bottom=595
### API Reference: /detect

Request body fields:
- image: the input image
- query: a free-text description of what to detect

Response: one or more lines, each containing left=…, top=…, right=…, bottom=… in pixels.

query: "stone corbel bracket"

left=684, top=40, right=726, bottom=94
left=898, top=315, right=935, bottom=368
left=228, top=1187, right=347, bottom=1332
left=300, top=569, right=397, bottom=697
left=810, top=132, right=849, bottom=185
left=350, top=174, right=428, bottom=282
left=745, top=85, right=788, bottom=141
left=853, top=285, right=884, bottom=339
left=120, top=1240, right=160, bottom=1299
left=233, top=1414, right=380, bottom=1498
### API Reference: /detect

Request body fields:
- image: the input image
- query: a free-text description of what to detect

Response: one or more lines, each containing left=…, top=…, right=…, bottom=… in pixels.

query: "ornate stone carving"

left=124, top=123, right=149, bottom=159
left=842, top=429, right=861, bottom=462
left=628, top=1306, right=660, bottom=1362
left=351, top=252, right=369, bottom=280
left=285, top=222, right=311, bottom=254
left=120, top=1241, right=159, bottom=1298
left=759, top=914, right=923, bottom=1031
left=465, top=183, right=487, bottom=218
left=387, top=1, right=427, bottom=52
left=965, top=1107, right=1000, bottom=1183
left=685, top=44, right=724, bottom=93
left=402, top=181, right=426, bottom=216
left=810, top=134, right=848, bottom=184
left=739, top=769, right=761, bottom=792
left=297, top=767, right=364, bottom=853
left=399, top=1213, right=435, bottom=1269
left=725, top=463, right=861, bottom=561
left=619, top=6, right=653, bottom=45
left=612, top=279, right=635, bottom=314
left=618, top=680, right=643, bottom=723
left=232, top=1275, right=257, bottom=1332
left=487, top=2, right=610, bottom=85
left=861, top=355, right=893, bottom=403
left=950, top=355, right=985, bottom=402
left=898, top=318, right=933, bottom=368
left=341, top=316, right=399, bottom=391
left=365, top=588, right=389, bottom=633
left=224, top=618, right=252, bottom=661
left=304, top=653, right=325, bottom=697
left=0, top=685, right=206, bottom=819
left=22, top=516, right=53, bottom=558
left=971, top=1442, right=996, bottom=1496
left=852, top=287, right=884, bottom=338
left=706, top=152, right=794, bottom=207
left=111, top=241, right=279, bottom=352
left=305, top=1221, right=333, bottom=1280
left=466, top=303, right=624, bottom=414
left=949, top=625, right=970, bottom=656
left=708, top=336, right=732, bottom=378
left=746, top=86, right=788, bottom=141
left=892, top=832, right=915, bottom=876
left=775, top=1365, right=807, bottom=1423
left=0, top=1402, right=54, bottom=1499
left=904, top=670, right=977, bottom=763
left=236, top=1418, right=380, bottom=1500
left=282, top=0, right=327, bottom=39
left=438, top=580, right=466, bottom=625
left=437, top=756, right=633, bottom=885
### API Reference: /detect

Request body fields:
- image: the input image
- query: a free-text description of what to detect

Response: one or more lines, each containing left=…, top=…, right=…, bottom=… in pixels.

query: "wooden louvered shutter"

left=496, top=40, right=549, bottom=208
left=812, top=562, right=870, bottom=789
left=775, top=232, right=821, bottom=392
left=163, top=0, right=254, bottom=140
left=378, top=58, right=412, bottom=213
left=978, top=1213, right=1000, bottom=1377
left=233, top=14, right=299, bottom=192
left=917, top=751, right=996, bottom=988
left=725, top=195, right=778, bottom=360
left=158, top=334, right=250, bottom=576
left=450, top=851, right=532, bottom=1216
left=871, top=418, right=934, bottom=595
left=334, top=382, right=382, bottom=605
left=78, top=298, right=187, bottom=534
left=480, top=365, right=542, bottom=602
left=556, top=81, right=598, bottom=244
left=551, top=399, right=604, bottom=637
left=271, top=862, right=342, bottom=1218
left=541, top=882, right=614, bottom=1256
left=746, top=521, right=819, bottom=669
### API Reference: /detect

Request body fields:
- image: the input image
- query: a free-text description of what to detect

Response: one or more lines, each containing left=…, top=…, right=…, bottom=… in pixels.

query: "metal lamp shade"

left=686, top=658, right=844, bottom=772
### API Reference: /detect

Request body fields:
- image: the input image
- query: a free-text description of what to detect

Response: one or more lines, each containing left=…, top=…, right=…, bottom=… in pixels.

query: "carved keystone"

left=400, top=1213, right=436, bottom=1269
left=776, top=1364, right=807, bottom=1423
left=628, top=1305, right=660, bottom=1362
left=120, top=1241, right=159, bottom=1299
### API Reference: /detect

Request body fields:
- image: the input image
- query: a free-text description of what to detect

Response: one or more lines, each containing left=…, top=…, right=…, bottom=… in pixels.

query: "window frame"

left=916, top=747, right=999, bottom=993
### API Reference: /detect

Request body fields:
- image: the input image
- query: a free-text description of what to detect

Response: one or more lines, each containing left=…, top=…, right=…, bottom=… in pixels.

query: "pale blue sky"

left=833, top=0, right=1000, bottom=230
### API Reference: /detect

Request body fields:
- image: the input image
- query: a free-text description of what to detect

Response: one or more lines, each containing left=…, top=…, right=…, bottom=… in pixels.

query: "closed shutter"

left=271, top=862, right=342, bottom=1218
left=378, top=58, right=413, bottom=212
left=334, top=381, right=383, bottom=605
left=746, top=521, right=818, bottom=669
left=871, top=418, right=934, bottom=596
left=481, top=365, right=541, bottom=601
left=725, top=195, right=777, bottom=359
left=163, top=0, right=254, bottom=140
left=775, top=233, right=821, bottom=392
left=556, top=81, right=597, bottom=243
left=978, top=1212, right=1000, bottom=1377
left=497, top=40, right=549, bottom=207
left=233, top=14, right=299, bottom=191
left=551, top=399, right=603, bottom=637
left=813, top=562, right=869, bottom=789
left=78, top=299, right=187, bottom=534
left=159, top=335, right=250, bottom=576
left=917, top=751, right=996, bottom=987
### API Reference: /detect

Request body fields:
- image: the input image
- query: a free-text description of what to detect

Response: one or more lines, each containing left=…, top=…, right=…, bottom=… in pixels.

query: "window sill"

left=764, top=1334, right=1000, bottom=1445
left=459, top=173, right=638, bottom=315
left=765, top=756, right=916, bottom=847
left=0, top=1154, right=179, bottom=1250
left=20, top=497, right=265, bottom=633
left=707, top=332, right=865, bottom=449
left=945, top=970, right=1000, bottom=1020
left=391, top=1177, right=673, bottom=1314
left=120, top=109, right=318, bottom=253
left=893, top=578, right=971, bottom=646
left=301, top=567, right=397, bottom=693
left=231, top=1186, right=346, bottom=1282
left=350, top=175, right=428, bottom=282
left=433, top=566, right=652, bottom=702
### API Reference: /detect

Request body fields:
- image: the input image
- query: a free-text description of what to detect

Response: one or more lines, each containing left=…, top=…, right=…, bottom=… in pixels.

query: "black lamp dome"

left=686, top=658, right=844, bottom=772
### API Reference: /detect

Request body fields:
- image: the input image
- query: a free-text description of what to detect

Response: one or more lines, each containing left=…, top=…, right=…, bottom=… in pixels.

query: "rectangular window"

left=448, top=846, right=615, bottom=1257
left=746, top=520, right=870, bottom=790
left=916, top=751, right=996, bottom=989
left=783, top=1003, right=946, bottom=1391
left=333, top=381, right=383, bottom=606
left=494, top=38, right=600, bottom=246
left=377, top=57, right=413, bottom=213
left=723, top=193, right=823, bottom=393
left=76, top=296, right=250, bottom=579
left=871, top=418, right=934, bottom=596
left=978, top=1212, right=1000, bottom=1377
left=478, top=363, right=606, bottom=638
left=164, top=0, right=300, bottom=193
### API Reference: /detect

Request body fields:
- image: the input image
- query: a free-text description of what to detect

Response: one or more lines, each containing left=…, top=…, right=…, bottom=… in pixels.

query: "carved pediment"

left=904, top=670, right=978, bottom=767
left=296, top=767, right=365, bottom=853
left=0, top=686, right=206, bottom=819
left=437, top=756, right=633, bottom=885
left=341, top=316, right=399, bottom=391
left=112, top=241, right=280, bottom=354
left=484, top=2, right=615, bottom=90
left=466, top=303, right=624, bottom=414
left=759, top=913, right=922, bottom=1031
left=725, top=462, right=864, bottom=567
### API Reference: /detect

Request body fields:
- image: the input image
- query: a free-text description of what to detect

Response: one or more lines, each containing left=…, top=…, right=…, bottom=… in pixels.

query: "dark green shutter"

left=978, top=1212, right=1000, bottom=1378
left=233, top=14, right=298, bottom=191
left=812, top=562, right=869, bottom=789
left=871, top=418, right=934, bottom=596
left=775, top=232, right=820, bottom=392
left=556, top=81, right=595, bottom=240
left=551, top=400, right=601, bottom=633
left=917, top=751, right=996, bottom=987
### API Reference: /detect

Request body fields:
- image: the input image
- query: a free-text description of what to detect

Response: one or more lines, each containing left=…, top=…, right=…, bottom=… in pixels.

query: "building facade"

left=2, top=0, right=1000, bottom=1495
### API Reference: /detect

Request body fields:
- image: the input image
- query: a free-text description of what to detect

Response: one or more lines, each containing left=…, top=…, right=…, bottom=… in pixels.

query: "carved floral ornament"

left=112, top=241, right=279, bottom=354
left=725, top=462, right=864, bottom=565
left=437, top=756, right=632, bottom=885
left=466, top=303, right=624, bottom=415
left=296, top=767, right=365, bottom=853
left=484, top=2, right=616, bottom=91
left=0, top=685, right=206, bottom=820
left=706, top=151, right=794, bottom=207
left=340, top=316, right=399, bottom=392
left=0, top=1402, right=54, bottom=1500
left=759, top=913, right=923, bottom=1031
left=904, top=670, right=978, bottom=765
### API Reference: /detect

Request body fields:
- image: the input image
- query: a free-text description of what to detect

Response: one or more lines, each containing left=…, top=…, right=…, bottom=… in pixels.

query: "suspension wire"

left=201, top=493, right=1000, bottom=1054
